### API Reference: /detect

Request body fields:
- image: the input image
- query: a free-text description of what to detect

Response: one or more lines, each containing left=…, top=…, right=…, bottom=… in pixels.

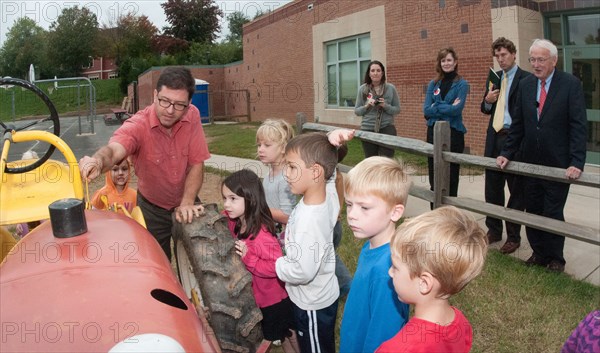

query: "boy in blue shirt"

left=331, top=143, right=411, bottom=352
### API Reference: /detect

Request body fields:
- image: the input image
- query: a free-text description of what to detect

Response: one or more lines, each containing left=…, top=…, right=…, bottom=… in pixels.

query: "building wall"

left=239, top=0, right=317, bottom=124
left=136, top=66, right=228, bottom=118
left=81, top=57, right=118, bottom=80
left=222, top=62, right=250, bottom=119
left=383, top=0, right=494, bottom=155
left=312, top=5, right=387, bottom=127
left=133, top=0, right=597, bottom=155
left=491, top=5, right=543, bottom=70
left=242, top=0, right=495, bottom=154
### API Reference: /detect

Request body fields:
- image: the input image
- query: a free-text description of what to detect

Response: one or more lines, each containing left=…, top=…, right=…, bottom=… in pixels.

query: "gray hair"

left=530, top=39, right=558, bottom=58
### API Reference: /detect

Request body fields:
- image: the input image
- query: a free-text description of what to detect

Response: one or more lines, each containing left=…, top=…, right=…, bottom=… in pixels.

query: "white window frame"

left=325, top=34, right=371, bottom=108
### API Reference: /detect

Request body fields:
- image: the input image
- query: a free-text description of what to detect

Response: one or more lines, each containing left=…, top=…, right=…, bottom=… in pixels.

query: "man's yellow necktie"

left=493, top=73, right=508, bottom=132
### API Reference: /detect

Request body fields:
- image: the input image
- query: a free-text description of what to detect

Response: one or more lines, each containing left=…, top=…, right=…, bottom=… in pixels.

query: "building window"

left=325, top=34, right=371, bottom=108
left=88, top=75, right=99, bottom=80
left=108, top=72, right=118, bottom=79
left=567, top=14, right=600, bottom=45
left=82, top=57, right=94, bottom=69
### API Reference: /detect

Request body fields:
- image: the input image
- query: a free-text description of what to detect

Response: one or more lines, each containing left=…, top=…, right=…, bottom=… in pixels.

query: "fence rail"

left=298, top=115, right=600, bottom=246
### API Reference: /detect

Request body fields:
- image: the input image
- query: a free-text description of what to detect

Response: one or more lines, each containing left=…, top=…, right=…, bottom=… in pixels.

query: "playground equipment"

left=0, top=77, right=265, bottom=352
left=35, top=77, right=98, bottom=135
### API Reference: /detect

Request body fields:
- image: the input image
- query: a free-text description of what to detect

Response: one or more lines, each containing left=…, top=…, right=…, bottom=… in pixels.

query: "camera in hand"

left=373, top=95, right=381, bottom=105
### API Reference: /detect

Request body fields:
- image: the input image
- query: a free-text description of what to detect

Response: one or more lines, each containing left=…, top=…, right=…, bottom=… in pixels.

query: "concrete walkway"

left=22, top=116, right=595, bottom=285
left=206, top=154, right=600, bottom=285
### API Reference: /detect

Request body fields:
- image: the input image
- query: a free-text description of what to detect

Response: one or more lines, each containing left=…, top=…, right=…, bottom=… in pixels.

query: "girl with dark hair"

left=354, top=60, right=401, bottom=158
left=423, top=48, right=469, bottom=203
left=221, top=169, right=299, bottom=352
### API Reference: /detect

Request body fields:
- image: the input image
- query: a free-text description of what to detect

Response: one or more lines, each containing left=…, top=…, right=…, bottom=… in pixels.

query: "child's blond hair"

left=256, top=119, right=295, bottom=147
left=391, top=206, right=487, bottom=298
left=345, top=157, right=412, bottom=208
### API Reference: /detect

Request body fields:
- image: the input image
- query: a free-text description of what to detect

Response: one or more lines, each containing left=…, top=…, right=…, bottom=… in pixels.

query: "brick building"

left=81, top=57, right=119, bottom=80
left=136, top=0, right=599, bottom=162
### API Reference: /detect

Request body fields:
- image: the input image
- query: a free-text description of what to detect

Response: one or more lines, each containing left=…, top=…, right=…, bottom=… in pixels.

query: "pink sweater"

left=226, top=216, right=288, bottom=308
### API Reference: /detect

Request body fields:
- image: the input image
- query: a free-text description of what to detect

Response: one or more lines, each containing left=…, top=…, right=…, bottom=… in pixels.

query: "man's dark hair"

left=285, top=132, right=338, bottom=180
left=156, top=66, right=196, bottom=100
left=337, top=144, right=348, bottom=163
left=492, top=37, right=517, bottom=55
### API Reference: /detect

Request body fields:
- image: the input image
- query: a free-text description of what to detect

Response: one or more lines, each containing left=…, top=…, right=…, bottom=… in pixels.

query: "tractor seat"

left=0, top=159, right=79, bottom=226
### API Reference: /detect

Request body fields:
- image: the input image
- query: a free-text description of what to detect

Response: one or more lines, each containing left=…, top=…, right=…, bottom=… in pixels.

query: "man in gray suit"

left=481, top=37, right=530, bottom=255
left=497, top=39, right=587, bottom=273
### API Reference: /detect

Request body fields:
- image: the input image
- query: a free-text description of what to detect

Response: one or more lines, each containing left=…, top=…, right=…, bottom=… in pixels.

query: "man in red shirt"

left=80, top=66, right=210, bottom=260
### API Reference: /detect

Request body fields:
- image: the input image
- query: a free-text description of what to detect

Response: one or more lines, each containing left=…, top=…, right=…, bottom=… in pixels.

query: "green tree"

left=0, top=18, right=48, bottom=79
left=161, top=0, right=224, bottom=43
left=226, top=11, right=250, bottom=42
left=98, top=14, right=158, bottom=61
left=46, top=6, right=99, bottom=77
left=187, top=41, right=242, bottom=65
left=152, top=35, right=190, bottom=56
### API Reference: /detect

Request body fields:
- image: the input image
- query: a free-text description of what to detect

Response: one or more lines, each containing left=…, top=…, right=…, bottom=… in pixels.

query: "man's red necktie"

left=538, top=80, right=547, bottom=117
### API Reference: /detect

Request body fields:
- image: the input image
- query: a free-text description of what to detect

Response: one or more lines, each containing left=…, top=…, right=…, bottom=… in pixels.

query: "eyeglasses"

left=157, top=97, right=188, bottom=111
left=528, top=57, right=550, bottom=64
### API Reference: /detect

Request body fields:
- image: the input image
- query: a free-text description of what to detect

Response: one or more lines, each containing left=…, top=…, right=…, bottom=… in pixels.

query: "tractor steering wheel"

left=0, top=77, right=60, bottom=174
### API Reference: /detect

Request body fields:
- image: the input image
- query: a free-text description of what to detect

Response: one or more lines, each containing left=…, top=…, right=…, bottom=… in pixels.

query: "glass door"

left=547, top=11, right=599, bottom=165
left=565, top=47, right=600, bottom=165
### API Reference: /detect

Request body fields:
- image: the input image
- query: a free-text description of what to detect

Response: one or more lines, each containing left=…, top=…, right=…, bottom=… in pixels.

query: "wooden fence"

left=297, top=114, right=600, bottom=246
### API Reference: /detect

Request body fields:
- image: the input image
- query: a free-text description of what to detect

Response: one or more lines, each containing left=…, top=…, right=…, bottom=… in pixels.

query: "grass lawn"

left=205, top=122, right=599, bottom=353
left=203, top=121, right=429, bottom=172
left=0, top=79, right=123, bottom=121
left=336, top=215, right=598, bottom=353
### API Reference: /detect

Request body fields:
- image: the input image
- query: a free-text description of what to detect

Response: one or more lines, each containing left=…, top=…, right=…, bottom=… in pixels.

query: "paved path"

left=5, top=116, right=597, bottom=284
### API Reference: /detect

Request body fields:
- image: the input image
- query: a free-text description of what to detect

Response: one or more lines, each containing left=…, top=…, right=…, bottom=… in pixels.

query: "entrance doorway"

left=548, top=12, right=600, bottom=165
left=566, top=47, right=600, bottom=165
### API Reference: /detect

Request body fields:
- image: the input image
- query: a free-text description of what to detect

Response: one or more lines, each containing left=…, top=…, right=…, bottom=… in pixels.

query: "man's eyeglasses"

left=157, top=97, right=188, bottom=111
left=528, top=57, right=550, bottom=64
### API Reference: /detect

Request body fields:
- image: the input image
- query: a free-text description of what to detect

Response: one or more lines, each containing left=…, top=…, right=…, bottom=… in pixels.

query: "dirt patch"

left=199, top=172, right=224, bottom=206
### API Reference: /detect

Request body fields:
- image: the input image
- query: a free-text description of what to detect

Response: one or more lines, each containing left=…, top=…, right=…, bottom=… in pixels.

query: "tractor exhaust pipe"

left=48, top=198, right=88, bottom=238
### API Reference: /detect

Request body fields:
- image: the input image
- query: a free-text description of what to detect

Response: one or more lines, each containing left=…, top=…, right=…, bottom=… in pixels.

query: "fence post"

left=433, top=121, right=451, bottom=208
left=296, top=112, right=307, bottom=133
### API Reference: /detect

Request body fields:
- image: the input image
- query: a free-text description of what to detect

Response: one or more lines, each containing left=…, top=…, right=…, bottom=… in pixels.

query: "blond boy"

left=339, top=156, right=411, bottom=352
left=377, top=206, right=487, bottom=353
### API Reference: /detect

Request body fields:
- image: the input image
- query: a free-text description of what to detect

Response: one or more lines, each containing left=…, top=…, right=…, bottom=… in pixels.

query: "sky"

left=0, top=0, right=294, bottom=46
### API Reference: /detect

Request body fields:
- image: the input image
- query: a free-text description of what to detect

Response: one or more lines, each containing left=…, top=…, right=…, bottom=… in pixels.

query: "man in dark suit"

left=481, top=37, right=530, bottom=254
left=497, top=39, right=587, bottom=273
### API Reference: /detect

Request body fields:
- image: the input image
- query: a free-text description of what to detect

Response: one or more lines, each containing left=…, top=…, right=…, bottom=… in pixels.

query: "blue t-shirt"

left=340, top=242, right=409, bottom=353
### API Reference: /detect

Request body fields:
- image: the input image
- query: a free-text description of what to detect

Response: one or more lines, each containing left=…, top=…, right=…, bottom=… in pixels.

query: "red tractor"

left=0, top=78, right=264, bottom=352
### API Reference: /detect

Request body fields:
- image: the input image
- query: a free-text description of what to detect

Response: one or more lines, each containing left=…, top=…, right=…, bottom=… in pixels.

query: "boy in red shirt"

left=377, top=206, right=487, bottom=353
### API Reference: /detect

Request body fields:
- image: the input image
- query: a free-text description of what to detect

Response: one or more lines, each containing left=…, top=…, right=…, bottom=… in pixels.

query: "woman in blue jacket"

left=423, top=47, right=469, bottom=201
